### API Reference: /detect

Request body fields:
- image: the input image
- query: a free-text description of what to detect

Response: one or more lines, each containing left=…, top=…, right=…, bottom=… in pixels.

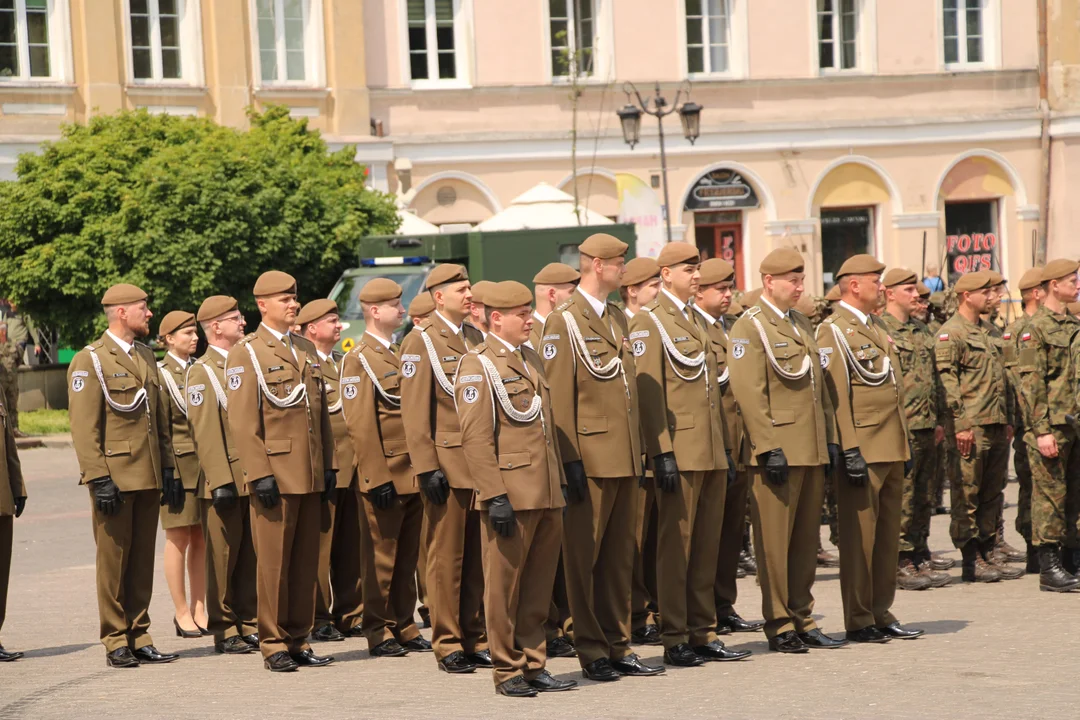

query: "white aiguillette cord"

left=157, top=361, right=188, bottom=418
left=419, top=327, right=456, bottom=396
left=747, top=308, right=814, bottom=391
left=244, top=343, right=308, bottom=409
left=189, top=359, right=228, bottom=410
left=827, top=321, right=894, bottom=387
left=644, top=307, right=707, bottom=382
left=87, top=347, right=148, bottom=414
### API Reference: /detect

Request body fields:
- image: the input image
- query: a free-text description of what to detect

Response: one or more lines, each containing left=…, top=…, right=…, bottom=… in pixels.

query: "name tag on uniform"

left=503, top=375, right=522, bottom=383
left=584, top=336, right=602, bottom=342
left=112, top=372, right=129, bottom=377
left=268, top=365, right=284, bottom=372
left=859, top=344, right=871, bottom=350
left=442, top=356, right=457, bottom=362
left=673, top=336, right=689, bottom=343
left=774, top=342, right=788, bottom=348
left=383, top=371, right=398, bottom=378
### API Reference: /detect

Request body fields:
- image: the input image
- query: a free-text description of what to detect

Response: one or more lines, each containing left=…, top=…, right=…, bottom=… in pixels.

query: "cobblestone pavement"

left=0, top=447, right=1072, bottom=719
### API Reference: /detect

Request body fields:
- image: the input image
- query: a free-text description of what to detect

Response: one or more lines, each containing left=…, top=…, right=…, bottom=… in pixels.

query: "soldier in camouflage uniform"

left=928, top=291, right=954, bottom=516
left=1015, top=259, right=1080, bottom=592
left=0, top=325, right=17, bottom=435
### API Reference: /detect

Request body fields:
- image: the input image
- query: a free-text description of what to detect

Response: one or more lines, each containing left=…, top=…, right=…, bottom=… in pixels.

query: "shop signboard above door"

left=685, top=169, right=760, bottom=210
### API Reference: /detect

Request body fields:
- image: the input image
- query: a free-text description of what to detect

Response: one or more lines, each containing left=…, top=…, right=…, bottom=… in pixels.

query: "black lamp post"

left=616, top=81, right=702, bottom=244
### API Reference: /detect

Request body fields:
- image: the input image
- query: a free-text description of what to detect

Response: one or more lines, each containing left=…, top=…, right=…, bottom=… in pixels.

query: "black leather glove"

left=419, top=469, right=450, bottom=505
left=370, top=482, right=397, bottom=510
left=653, top=452, right=679, bottom=493
left=161, top=467, right=184, bottom=512
left=322, top=470, right=337, bottom=502
left=827, top=443, right=841, bottom=477
left=91, top=477, right=122, bottom=516
left=844, top=448, right=870, bottom=487
left=488, top=494, right=515, bottom=538
left=758, top=448, right=789, bottom=486
left=13, top=497, right=25, bottom=518
left=212, top=483, right=239, bottom=512
left=252, top=475, right=281, bottom=509
left=725, top=451, right=737, bottom=486
left=563, top=460, right=588, bottom=504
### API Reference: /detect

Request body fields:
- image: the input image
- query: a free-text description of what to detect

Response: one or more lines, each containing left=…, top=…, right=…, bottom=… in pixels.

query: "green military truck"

left=329, top=224, right=637, bottom=352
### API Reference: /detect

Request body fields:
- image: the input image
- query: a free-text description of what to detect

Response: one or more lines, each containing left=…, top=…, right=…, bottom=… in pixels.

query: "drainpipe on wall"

left=1037, top=0, right=1050, bottom=264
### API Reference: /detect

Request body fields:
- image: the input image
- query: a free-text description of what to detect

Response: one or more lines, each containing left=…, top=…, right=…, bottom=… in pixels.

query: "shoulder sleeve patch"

left=401, top=354, right=422, bottom=362
left=458, top=374, right=483, bottom=383
left=227, top=366, right=244, bottom=375
left=629, top=330, right=650, bottom=339
left=542, top=334, right=561, bottom=341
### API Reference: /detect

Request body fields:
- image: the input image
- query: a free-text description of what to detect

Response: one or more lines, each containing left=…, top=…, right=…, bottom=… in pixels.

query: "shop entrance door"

left=694, top=211, right=744, bottom=289
left=820, top=207, right=873, bottom=291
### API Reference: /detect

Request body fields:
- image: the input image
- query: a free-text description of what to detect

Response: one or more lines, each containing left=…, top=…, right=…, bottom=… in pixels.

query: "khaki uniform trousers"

left=91, top=488, right=159, bottom=653
left=251, top=493, right=321, bottom=659
left=416, top=510, right=430, bottom=623
left=0, top=516, right=11, bottom=635
left=315, top=482, right=364, bottom=632
left=631, top=477, right=659, bottom=630
left=424, top=486, right=487, bottom=661
left=837, top=461, right=903, bottom=632
left=563, top=476, right=638, bottom=665
left=714, top=469, right=750, bottom=617
left=202, top=496, right=258, bottom=642
left=360, top=492, right=423, bottom=647
left=481, top=507, right=563, bottom=687
left=655, top=470, right=725, bottom=649
left=749, top=465, right=824, bottom=640
left=543, top=555, right=571, bottom=642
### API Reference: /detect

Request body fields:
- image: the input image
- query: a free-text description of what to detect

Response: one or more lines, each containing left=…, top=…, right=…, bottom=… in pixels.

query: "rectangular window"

left=686, top=0, right=729, bottom=75
left=0, top=0, right=51, bottom=79
left=943, top=0, right=983, bottom=65
left=817, top=0, right=857, bottom=72
left=550, top=0, right=593, bottom=79
left=129, top=0, right=183, bottom=81
left=820, top=207, right=872, bottom=289
left=407, top=0, right=457, bottom=81
left=257, top=0, right=307, bottom=83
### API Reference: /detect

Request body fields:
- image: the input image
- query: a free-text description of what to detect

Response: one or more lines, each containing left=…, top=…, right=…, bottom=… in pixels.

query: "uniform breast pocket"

left=105, top=376, right=139, bottom=403
left=263, top=369, right=296, bottom=398
left=440, top=362, right=458, bottom=382
left=1045, top=334, right=1071, bottom=371
left=381, top=376, right=401, bottom=395
left=964, top=342, right=988, bottom=368
left=503, top=380, right=536, bottom=414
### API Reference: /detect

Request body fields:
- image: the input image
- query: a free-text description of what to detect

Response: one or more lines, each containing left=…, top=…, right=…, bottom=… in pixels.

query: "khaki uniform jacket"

left=541, top=290, right=643, bottom=478
left=225, top=325, right=335, bottom=494
left=692, top=306, right=740, bottom=460
left=817, top=306, right=910, bottom=464
left=319, top=349, right=356, bottom=488
left=341, top=336, right=416, bottom=495
left=455, top=340, right=565, bottom=510
left=629, top=292, right=727, bottom=472
left=186, top=348, right=246, bottom=498
left=1015, top=306, right=1080, bottom=435
left=934, top=313, right=1011, bottom=432
left=400, top=313, right=481, bottom=488
left=527, top=312, right=546, bottom=352
left=881, top=312, right=941, bottom=432
left=728, top=303, right=836, bottom=466
left=157, top=355, right=202, bottom=490
left=68, top=333, right=173, bottom=489
left=0, top=386, right=25, bottom=516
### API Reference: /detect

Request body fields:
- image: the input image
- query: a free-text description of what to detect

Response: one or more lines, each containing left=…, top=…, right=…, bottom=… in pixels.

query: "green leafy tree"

left=0, top=106, right=399, bottom=345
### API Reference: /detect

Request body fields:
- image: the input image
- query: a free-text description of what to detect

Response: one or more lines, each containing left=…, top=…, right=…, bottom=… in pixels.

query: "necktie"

left=516, top=348, right=530, bottom=377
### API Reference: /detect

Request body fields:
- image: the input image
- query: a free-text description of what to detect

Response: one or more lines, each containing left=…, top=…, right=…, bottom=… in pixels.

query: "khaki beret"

left=533, top=262, right=580, bottom=285
left=1042, top=258, right=1080, bottom=283
left=825, top=285, right=842, bottom=302
left=296, top=298, right=339, bottom=326
left=986, top=270, right=1005, bottom=286
left=759, top=248, right=804, bottom=275
left=728, top=300, right=744, bottom=315
left=578, top=233, right=629, bottom=259
left=470, top=280, right=495, bottom=305
left=484, top=281, right=533, bottom=309
left=699, top=258, right=735, bottom=286
left=425, top=263, right=469, bottom=290
left=916, top=281, right=931, bottom=298
left=656, top=242, right=700, bottom=268
left=158, top=310, right=195, bottom=338
left=741, top=288, right=763, bottom=307
left=621, top=257, right=660, bottom=287
left=197, top=295, right=238, bottom=322
left=929, top=291, right=946, bottom=307
left=1017, top=267, right=1045, bottom=291
left=253, top=270, right=297, bottom=297
left=101, top=283, right=148, bottom=306
left=408, top=292, right=435, bottom=318
left=882, top=268, right=918, bottom=288
left=358, top=278, right=403, bottom=304
left=835, top=254, right=886, bottom=280
left=954, top=271, right=992, bottom=293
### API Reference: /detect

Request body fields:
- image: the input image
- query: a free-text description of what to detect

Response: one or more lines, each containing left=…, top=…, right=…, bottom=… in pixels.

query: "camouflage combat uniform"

left=0, top=342, right=17, bottom=432
left=928, top=296, right=955, bottom=512
left=1002, top=313, right=1036, bottom=543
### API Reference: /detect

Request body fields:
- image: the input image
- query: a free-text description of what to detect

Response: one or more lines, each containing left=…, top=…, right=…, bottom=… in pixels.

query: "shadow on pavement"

left=914, top=619, right=969, bottom=635
left=22, top=642, right=96, bottom=659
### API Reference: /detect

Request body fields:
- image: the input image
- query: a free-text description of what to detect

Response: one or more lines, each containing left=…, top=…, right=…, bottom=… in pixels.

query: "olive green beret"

left=533, top=262, right=580, bottom=285
left=253, top=270, right=297, bottom=297
left=835, top=254, right=886, bottom=280
left=954, top=271, right=992, bottom=293
left=484, top=281, right=533, bottom=309
left=296, top=298, right=339, bottom=326
left=578, top=233, right=629, bottom=259
left=759, top=248, right=804, bottom=275
left=882, top=268, right=918, bottom=288
left=656, top=242, right=700, bottom=268
left=470, top=280, right=496, bottom=305
left=916, top=281, right=931, bottom=298
left=197, top=295, right=238, bottom=322
left=1017, top=267, right=1045, bottom=291
left=101, top=283, right=148, bottom=306
left=699, top=258, right=735, bottom=286
left=358, top=278, right=403, bottom=304
left=1041, top=258, right=1080, bottom=283
left=425, top=263, right=469, bottom=290
left=408, top=292, right=435, bottom=318
left=621, top=257, right=660, bottom=287
left=158, top=310, right=195, bottom=338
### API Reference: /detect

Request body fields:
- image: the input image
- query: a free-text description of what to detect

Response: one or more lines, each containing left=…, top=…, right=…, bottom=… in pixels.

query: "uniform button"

left=443, top=440, right=448, bottom=445
left=507, top=463, right=514, bottom=468
left=582, top=426, right=587, bottom=431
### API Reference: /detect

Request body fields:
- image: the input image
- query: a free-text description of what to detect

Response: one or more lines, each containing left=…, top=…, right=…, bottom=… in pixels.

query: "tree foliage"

left=0, top=106, right=399, bottom=345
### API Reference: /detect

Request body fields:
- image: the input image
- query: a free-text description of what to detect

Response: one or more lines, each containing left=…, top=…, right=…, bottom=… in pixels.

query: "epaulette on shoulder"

left=471, top=342, right=487, bottom=354
left=642, top=299, right=660, bottom=312
left=555, top=299, right=573, bottom=313
left=241, top=332, right=257, bottom=343
left=746, top=306, right=762, bottom=317
left=416, top=318, right=433, bottom=332
left=821, top=314, right=837, bottom=325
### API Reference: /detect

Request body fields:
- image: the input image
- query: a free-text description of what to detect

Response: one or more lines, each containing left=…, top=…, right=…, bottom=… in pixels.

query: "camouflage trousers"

left=1011, top=429, right=1032, bottom=543
left=900, top=428, right=938, bottom=553
left=1025, top=425, right=1080, bottom=549
left=934, top=421, right=959, bottom=511
left=0, top=366, right=16, bottom=431
left=950, top=424, right=1008, bottom=548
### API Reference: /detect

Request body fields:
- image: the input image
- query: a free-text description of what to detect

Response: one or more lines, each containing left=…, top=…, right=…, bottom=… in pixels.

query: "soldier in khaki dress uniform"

left=631, top=243, right=749, bottom=667
left=155, top=311, right=209, bottom=638
left=341, top=280, right=430, bottom=656
left=456, top=281, right=575, bottom=698
left=406, top=291, right=436, bottom=627
left=400, top=264, right=490, bottom=674
left=68, top=283, right=179, bottom=668
left=187, top=296, right=259, bottom=655
left=817, top=256, right=923, bottom=642
left=297, top=299, right=364, bottom=642
left=0, top=383, right=25, bottom=662
left=226, top=271, right=337, bottom=672
left=728, top=250, right=842, bottom=655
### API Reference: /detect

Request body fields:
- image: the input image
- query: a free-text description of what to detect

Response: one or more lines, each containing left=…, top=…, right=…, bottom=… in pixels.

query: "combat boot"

left=1037, top=545, right=1080, bottom=593
left=982, top=539, right=1024, bottom=580
left=929, top=551, right=955, bottom=571
left=915, top=551, right=951, bottom=587
left=1025, top=542, right=1040, bottom=574
left=960, top=541, right=1000, bottom=583
left=897, top=557, right=932, bottom=591
left=993, top=538, right=1027, bottom=564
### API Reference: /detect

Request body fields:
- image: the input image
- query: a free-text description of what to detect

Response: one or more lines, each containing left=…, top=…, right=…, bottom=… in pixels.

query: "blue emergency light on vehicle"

left=359, top=256, right=431, bottom=267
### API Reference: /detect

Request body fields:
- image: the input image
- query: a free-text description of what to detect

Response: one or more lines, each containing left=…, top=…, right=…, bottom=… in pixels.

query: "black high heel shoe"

left=174, top=616, right=202, bottom=639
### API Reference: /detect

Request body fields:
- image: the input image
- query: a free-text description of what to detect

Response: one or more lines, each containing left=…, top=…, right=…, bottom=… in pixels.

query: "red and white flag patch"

left=1003, top=333, right=1012, bottom=340
left=1021, top=332, right=1031, bottom=341
left=938, top=334, right=949, bottom=341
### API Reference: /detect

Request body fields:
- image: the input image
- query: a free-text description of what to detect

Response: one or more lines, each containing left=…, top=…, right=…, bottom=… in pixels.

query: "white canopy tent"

left=396, top=209, right=440, bottom=235
left=474, top=182, right=614, bottom=231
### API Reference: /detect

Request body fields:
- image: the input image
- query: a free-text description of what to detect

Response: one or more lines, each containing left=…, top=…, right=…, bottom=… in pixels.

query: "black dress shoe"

left=402, top=636, right=433, bottom=653
left=132, top=646, right=179, bottom=664
left=767, top=630, right=809, bottom=654
left=311, top=624, right=346, bottom=642
left=581, top=657, right=621, bottom=682
left=876, top=622, right=924, bottom=640
left=610, top=653, right=665, bottom=676
left=693, top=639, right=752, bottom=661
left=290, top=648, right=334, bottom=667
left=215, top=636, right=256, bottom=654
left=242, top=634, right=260, bottom=648
left=0, top=645, right=24, bottom=662
left=264, top=650, right=299, bottom=672
left=370, top=639, right=409, bottom=657
left=527, top=669, right=578, bottom=692
left=845, top=626, right=891, bottom=644
left=466, top=649, right=493, bottom=668
left=798, top=629, right=848, bottom=649
left=546, top=635, right=577, bottom=658
left=496, top=676, right=538, bottom=698
left=106, top=647, right=140, bottom=668
left=341, top=624, right=365, bottom=638
left=663, top=643, right=705, bottom=667
left=630, top=623, right=662, bottom=645
left=717, top=613, right=765, bottom=633
left=438, top=650, right=477, bottom=674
